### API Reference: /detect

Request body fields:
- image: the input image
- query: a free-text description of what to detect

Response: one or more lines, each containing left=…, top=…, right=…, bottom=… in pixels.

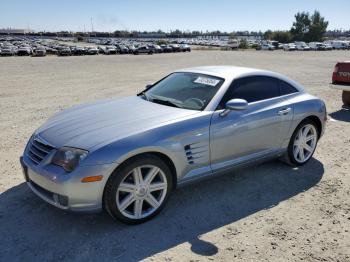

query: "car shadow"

left=0, top=159, right=324, bottom=262
left=329, top=105, right=350, bottom=122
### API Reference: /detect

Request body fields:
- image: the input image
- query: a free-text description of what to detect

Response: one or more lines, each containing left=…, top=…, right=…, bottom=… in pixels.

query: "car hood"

left=36, top=96, right=199, bottom=150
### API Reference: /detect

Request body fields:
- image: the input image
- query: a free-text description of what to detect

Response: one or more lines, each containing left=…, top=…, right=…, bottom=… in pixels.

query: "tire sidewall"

left=104, top=155, right=173, bottom=224
left=287, top=119, right=319, bottom=166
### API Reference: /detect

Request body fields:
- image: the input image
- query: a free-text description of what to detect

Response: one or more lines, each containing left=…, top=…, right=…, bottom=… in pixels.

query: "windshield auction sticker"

left=194, top=76, right=220, bottom=86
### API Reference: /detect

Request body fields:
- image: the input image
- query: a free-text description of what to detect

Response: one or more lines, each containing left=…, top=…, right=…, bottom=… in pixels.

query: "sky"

left=0, top=0, right=348, bottom=32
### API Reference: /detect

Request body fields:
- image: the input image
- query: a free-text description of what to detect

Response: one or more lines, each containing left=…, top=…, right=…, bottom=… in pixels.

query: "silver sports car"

left=20, top=66, right=326, bottom=224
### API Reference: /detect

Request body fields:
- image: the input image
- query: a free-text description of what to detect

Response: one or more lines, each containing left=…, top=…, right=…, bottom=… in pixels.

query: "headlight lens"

left=52, top=147, right=88, bottom=172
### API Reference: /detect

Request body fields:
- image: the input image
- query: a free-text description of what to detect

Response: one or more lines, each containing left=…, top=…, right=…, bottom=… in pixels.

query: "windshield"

left=141, top=72, right=224, bottom=110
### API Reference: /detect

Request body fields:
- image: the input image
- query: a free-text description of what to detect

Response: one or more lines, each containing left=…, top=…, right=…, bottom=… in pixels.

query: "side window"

left=219, top=76, right=279, bottom=108
left=278, top=80, right=298, bottom=95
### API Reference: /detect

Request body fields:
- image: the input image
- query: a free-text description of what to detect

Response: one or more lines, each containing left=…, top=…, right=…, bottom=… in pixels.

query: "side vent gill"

left=184, top=143, right=208, bottom=165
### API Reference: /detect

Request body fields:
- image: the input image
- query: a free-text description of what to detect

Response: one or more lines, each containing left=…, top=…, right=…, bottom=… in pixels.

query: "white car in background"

left=323, top=43, right=333, bottom=51
left=330, top=41, right=348, bottom=50
left=309, top=42, right=325, bottom=51
left=295, top=42, right=311, bottom=51
left=260, top=44, right=275, bottom=50
left=283, top=43, right=297, bottom=51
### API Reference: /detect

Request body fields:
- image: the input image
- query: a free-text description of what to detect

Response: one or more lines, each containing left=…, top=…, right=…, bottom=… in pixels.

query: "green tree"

left=290, top=12, right=311, bottom=41
left=273, top=31, right=292, bottom=43
left=239, top=39, right=249, bottom=49
left=307, top=11, right=329, bottom=42
left=290, top=10, right=328, bottom=42
left=264, top=30, right=273, bottom=40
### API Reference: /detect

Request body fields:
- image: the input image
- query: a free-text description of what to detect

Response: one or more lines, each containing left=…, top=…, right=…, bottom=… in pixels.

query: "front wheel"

left=104, top=155, right=173, bottom=224
left=282, top=119, right=319, bottom=166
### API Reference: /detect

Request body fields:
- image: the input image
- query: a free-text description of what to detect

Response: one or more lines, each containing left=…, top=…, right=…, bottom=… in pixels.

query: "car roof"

left=176, top=66, right=297, bottom=83
left=176, top=66, right=264, bottom=79
left=175, top=65, right=305, bottom=93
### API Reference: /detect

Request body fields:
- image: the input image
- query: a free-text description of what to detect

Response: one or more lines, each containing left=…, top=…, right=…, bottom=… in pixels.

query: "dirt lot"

left=0, top=50, right=349, bottom=262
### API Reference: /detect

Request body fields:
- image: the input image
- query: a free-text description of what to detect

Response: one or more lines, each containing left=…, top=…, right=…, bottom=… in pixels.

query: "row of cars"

left=56, top=43, right=190, bottom=56
left=0, top=38, right=191, bottom=57
left=258, top=40, right=350, bottom=51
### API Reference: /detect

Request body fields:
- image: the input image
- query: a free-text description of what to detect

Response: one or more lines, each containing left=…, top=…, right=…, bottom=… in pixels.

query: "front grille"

left=27, top=137, right=54, bottom=165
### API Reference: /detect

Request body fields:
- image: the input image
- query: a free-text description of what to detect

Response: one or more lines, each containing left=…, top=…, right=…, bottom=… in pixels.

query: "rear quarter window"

left=278, top=80, right=299, bottom=95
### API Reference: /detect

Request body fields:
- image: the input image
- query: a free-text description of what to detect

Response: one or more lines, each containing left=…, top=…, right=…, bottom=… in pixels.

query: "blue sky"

left=1, top=0, right=348, bottom=32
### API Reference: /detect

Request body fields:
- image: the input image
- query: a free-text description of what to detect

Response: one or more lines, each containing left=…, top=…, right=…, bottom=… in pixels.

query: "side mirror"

left=226, top=99, right=248, bottom=110
left=220, top=99, right=248, bottom=117
left=145, top=84, right=153, bottom=90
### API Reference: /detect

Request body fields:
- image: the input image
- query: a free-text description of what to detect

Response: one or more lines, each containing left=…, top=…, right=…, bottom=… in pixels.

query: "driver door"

left=210, top=76, right=293, bottom=172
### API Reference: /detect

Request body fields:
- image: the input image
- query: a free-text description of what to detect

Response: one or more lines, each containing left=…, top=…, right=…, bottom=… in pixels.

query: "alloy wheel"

left=116, top=165, right=168, bottom=220
left=293, top=124, right=317, bottom=163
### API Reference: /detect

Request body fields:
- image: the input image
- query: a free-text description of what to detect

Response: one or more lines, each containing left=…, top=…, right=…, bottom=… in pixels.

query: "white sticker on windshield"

left=194, top=76, right=220, bottom=86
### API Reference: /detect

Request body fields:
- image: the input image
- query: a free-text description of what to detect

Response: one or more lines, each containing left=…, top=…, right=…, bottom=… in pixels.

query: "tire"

left=104, top=155, right=173, bottom=224
left=281, top=119, right=319, bottom=166
left=342, top=91, right=350, bottom=106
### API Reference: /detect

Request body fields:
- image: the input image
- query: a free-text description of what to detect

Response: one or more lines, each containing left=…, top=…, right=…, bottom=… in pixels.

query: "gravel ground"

left=0, top=50, right=349, bottom=262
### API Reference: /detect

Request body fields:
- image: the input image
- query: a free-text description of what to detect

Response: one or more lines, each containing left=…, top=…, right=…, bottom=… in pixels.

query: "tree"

left=290, top=12, right=311, bottom=41
left=264, top=30, right=273, bottom=40
left=290, top=10, right=328, bottom=42
left=238, top=39, right=249, bottom=49
left=307, top=11, right=329, bottom=42
left=272, top=31, right=292, bottom=43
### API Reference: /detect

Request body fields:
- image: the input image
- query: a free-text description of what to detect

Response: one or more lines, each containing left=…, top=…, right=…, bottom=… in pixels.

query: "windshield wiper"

left=151, top=98, right=183, bottom=108
left=137, top=91, right=150, bottom=101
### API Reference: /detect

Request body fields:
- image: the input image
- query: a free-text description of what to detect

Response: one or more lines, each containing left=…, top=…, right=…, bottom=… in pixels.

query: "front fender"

left=81, top=112, right=212, bottom=181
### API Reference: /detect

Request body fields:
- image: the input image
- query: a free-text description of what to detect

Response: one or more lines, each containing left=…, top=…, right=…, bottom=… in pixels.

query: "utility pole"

left=90, top=17, right=94, bottom=36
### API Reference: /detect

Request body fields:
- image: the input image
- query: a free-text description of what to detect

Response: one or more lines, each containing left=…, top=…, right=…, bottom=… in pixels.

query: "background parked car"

left=170, top=44, right=181, bottom=52
left=295, top=41, right=311, bottom=51
left=1, top=46, right=16, bottom=56
left=45, top=47, right=58, bottom=55
left=160, top=44, right=173, bottom=53
left=260, top=44, right=275, bottom=50
left=106, top=45, right=117, bottom=54
left=331, top=61, right=350, bottom=105
left=133, top=46, right=153, bottom=55
left=17, top=46, right=32, bottom=56
left=309, top=42, right=325, bottom=51
left=180, top=44, right=191, bottom=52
left=283, top=43, right=297, bottom=51
left=329, top=41, right=348, bottom=50
left=116, top=45, right=129, bottom=54
left=86, top=47, right=99, bottom=55
left=57, top=47, right=72, bottom=56
left=323, top=43, right=333, bottom=51
left=98, top=46, right=110, bottom=55
left=71, top=46, right=86, bottom=56
left=147, top=44, right=162, bottom=53
left=32, top=47, right=46, bottom=57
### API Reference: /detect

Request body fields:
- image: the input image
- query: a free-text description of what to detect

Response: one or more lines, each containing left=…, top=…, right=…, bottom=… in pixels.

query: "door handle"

left=277, top=108, right=291, bottom=115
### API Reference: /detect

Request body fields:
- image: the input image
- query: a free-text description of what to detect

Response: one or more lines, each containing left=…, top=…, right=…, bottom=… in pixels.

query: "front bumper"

left=20, top=156, right=116, bottom=213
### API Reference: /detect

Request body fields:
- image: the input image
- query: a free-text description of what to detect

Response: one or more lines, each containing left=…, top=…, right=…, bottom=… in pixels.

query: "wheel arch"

left=302, top=115, right=323, bottom=138
left=105, top=151, right=178, bottom=191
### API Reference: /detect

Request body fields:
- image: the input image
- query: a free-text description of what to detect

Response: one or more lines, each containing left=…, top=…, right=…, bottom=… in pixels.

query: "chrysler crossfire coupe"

left=20, top=66, right=326, bottom=224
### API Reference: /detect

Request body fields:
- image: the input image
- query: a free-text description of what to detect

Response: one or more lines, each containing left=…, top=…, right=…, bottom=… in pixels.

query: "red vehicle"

left=331, top=62, right=350, bottom=106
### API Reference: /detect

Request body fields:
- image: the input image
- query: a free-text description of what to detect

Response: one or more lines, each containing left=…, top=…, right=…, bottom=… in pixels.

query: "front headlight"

left=52, top=147, right=88, bottom=172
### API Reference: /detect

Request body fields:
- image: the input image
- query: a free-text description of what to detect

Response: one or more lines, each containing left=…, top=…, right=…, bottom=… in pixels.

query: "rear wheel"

left=282, top=119, right=319, bottom=166
left=104, top=155, right=173, bottom=224
left=342, top=91, right=350, bottom=106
